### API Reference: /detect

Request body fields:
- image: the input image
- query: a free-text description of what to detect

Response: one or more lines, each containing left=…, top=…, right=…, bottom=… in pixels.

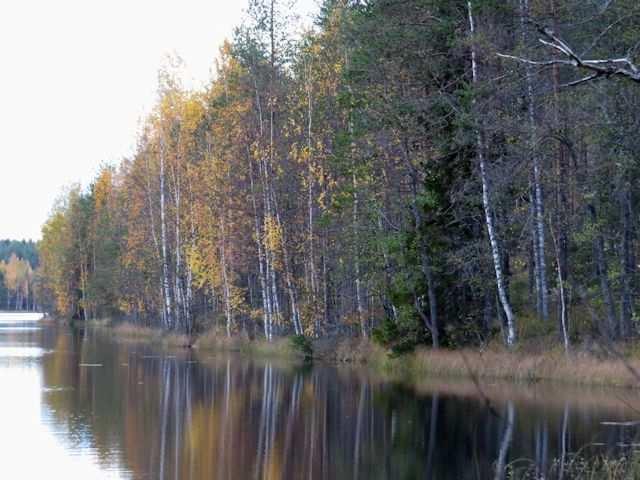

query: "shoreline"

left=82, top=319, right=640, bottom=390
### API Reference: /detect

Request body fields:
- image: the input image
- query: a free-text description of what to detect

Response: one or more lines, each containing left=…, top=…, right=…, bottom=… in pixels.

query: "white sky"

left=0, top=0, right=318, bottom=241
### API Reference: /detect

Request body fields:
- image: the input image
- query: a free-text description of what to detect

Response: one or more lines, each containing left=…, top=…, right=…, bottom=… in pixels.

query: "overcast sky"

left=0, top=0, right=317, bottom=241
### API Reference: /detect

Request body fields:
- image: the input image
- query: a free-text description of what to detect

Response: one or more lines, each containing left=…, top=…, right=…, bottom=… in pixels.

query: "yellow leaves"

left=263, top=215, right=283, bottom=256
left=181, top=95, right=206, bottom=136
left=0, top=253, right=33, bottom=294
left=93, top=166, right=114, bottom=213
left=229, top=285, right=248, bottom=315
left=39, top=208, right=77, bottom=316
left=186, top=246, right=206, bottom=288
left=187, top=243, right=219, bottom=290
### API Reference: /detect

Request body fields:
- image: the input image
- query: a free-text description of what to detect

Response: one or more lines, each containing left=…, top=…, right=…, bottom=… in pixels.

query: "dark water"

left=0, top=312, right=638, bottom=479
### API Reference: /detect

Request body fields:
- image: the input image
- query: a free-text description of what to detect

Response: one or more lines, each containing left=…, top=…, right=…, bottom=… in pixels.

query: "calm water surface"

left=0, top=312, right=638, bottom=479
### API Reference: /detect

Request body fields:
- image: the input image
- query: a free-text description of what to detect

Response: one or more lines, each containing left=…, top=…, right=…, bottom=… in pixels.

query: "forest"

left=0, top=240, right=39, bottom=311
left=38, top=0, right=638, bottom=352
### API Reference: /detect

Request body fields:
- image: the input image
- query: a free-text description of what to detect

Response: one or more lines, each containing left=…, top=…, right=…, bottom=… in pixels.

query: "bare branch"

left=561, top=73, right=601, bottom=87
left=496, top=53, right=574, bottom=67
left=497, top=24, right=640, bottom=86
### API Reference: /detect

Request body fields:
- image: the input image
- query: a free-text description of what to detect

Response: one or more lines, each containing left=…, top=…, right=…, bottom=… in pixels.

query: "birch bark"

left=159, top=141, right=173, bottom=330
left=520, top=0, right=549, bottom=321
left=468, top=1, right=517, bottom=347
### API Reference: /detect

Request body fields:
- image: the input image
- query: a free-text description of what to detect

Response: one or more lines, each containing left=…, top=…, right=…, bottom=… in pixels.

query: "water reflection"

left=0, top=313, right=129, bottom=479
left=494, top=401, right=515, bottom=480
left=1, top=315, right=640, bottom=479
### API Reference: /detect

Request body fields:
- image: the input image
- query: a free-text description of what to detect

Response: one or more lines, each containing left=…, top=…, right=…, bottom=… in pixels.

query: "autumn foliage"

left=38, top=1, right=638, bottom=349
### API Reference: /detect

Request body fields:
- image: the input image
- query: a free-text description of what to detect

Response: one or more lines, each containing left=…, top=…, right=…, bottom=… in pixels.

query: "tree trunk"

left=588, top=204, right=617, bottom=338
left=248, top=152, right=272, bottom=341
left=80, top=261, right=88, bottom=322
left=322, top=232, right=330, bottom=332
left=550, top=0, right=571, bottom=338
left=520, top=0, right=549, bottom=321
left=495, top=401, right=515, bottom=480
left=550, top=222, right=569, bottom=354
left=171, top=163, right=185, bottom=332
left=276, top=207, right=303, bottom=336
left=620, top=187, right=636, bottom=338
left=159, top=141, right=173, bottom=330
left=144, top=152, right=165, bottom=328
left=353, top=171, right=367, bottom=338
left=468, top=0, right=517, bottom=347
left=410, top=198, right=439, bottom=347
left=306, top=68, right=319, bottom=312
left=219, top=217, right=233, bottom=338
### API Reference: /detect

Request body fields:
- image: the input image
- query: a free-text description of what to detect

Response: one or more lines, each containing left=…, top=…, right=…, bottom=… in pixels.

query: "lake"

left=0, top=312, right=637, bottom=479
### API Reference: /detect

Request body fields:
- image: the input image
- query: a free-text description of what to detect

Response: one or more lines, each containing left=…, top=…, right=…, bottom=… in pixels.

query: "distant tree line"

left=0, top=240, right=38, bottom=268
left=0, top=240, right=39, bottom=311
left=39, top=0, right=638, bottom=350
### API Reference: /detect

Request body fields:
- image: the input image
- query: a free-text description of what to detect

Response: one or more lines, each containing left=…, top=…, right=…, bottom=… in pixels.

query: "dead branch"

left=498, top=24, right=640, bottom=86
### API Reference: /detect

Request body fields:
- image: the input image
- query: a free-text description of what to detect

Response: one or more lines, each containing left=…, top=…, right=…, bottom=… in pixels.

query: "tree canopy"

left=38, top=0, right=638, bottom=351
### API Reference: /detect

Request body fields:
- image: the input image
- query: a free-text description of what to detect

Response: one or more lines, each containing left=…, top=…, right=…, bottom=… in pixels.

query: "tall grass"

left=382, top=346, right=640, bottom=388
left=110, top=322, right=190, bottom=348
left=311, top=334, right=640, bottom=389
left=511, top=454, right=640, bottom=479
left=312, top=337, right=389, bottom=365
left=195, top=327, right=304, bottom=359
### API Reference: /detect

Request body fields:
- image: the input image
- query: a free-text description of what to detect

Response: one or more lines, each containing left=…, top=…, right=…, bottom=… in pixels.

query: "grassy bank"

left=383, top=347, right=640, bottom=388
left=312, top=334, right=640, bottom=388
left=93, top=321, right=191, bottom=349
left=194, top=328, right=308, bottom=359
left=89, top=320, right=640, bottom=388
left=96, top=322, right=308, bottom=360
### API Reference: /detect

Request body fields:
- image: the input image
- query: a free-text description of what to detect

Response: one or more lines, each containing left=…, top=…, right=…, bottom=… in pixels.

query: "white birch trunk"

left=266, top=0, right=282, bottom=334
left=275, top=208, right=302, bottom=335
left=254, top=197, right=273, bottom=340
left=184, top=178, right=197, bottom=335
left=550, top=221, right=569, bottom=354
left=80, top=261, right=88, bottom=322
left=468, top=0, right=517, bottom=347
left=219, top=217, right=233, bottom=338
left=306, top=69, right=319, bottom=304
left=495, top=401, right=515, bottom=480
left=249, top=94, right=273, bottom=340
left=352, top=171, right=367, bottom=338
left=520, top=0, right=549, bottom=321
left=159, top=141, right=173, bottom=330
left=171, top=163, right=184, bottom=331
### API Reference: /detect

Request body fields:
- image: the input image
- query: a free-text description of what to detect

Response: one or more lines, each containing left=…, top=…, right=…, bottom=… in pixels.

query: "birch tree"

left=468, top=0, right=517, bottom=347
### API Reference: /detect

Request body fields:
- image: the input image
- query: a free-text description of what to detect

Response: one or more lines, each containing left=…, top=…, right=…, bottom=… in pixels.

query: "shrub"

left=290, top=334, right=313, bottom=359
left=372, top=308, right=426, bottom=356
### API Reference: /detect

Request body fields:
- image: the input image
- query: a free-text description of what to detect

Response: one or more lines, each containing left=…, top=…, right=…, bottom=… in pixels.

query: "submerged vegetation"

left=38, top=0, right=638, bottom=366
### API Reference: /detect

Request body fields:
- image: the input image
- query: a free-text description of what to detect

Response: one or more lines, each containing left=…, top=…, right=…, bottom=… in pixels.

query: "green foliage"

left=371, top=317, right=398, bottom=346
left=443, top=320, right=487, bottom=349
left=372, top=308, right=427, bottom=356
left=289, top=335, right=313, bottom=359
left=0, top=240, right=39, bottom=268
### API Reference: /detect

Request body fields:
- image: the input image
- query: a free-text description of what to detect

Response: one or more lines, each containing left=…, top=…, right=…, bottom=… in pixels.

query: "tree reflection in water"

left=34, top=325, right=640, bottom=480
